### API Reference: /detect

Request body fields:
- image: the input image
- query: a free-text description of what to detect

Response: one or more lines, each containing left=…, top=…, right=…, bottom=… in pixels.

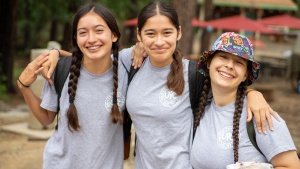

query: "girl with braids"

left=191, top=32, right=300, bottom=169
left=17, top=3, right=127, bottom=169
left=41, top=2, right=278, bottom=169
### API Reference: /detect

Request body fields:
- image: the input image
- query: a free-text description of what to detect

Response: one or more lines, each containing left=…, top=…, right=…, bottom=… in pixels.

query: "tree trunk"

left=0, top=0, right=17, bottom=93
left=61, top=2, right=79, bottom=50
left=61, top=23, right=72, bottom=51
left=200, top=0, right=213, bottom=54
left=50, top=20, right=58, bottom=41
left=172, top=0, right=197, bottom=56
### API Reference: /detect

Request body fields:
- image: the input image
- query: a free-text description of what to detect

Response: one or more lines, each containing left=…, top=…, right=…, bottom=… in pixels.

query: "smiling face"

left=208, top=51, right=248, bottom=91
left=137, top=14, right=182, bottom=67
left=76, top=12, right=118, bottom=63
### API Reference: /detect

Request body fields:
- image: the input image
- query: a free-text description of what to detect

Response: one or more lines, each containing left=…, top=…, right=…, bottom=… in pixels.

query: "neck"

left=82, top=56, right=112, bottom=74
left=149, top=57, right=173, bottom=68
left=211, top=84, right=237, bottom=107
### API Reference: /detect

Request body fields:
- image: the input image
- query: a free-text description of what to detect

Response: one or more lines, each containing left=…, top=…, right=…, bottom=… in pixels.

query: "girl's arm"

left=270, top=150, right=300, bottom=169
left=41, top=49, right=71, bottom=85
left=17, top=51, right=56, bottom=126
left=41, top=43, right=146, bottom=84
left=246, top=90, right=280, bottom=134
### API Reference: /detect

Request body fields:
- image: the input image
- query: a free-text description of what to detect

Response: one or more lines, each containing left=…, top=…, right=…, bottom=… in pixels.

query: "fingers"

left=34, top=67, right=44, bottom=75
left=246, top=107, right=252, bottom=122
left=36, top=53, right=49, bottom=67
left=259, top=110, right=267, bottom=134
left=266, top=110, right=274, bottom=131
left=47, top=65, right=55, bottom=85
left=253, top=113, right=262, bottom=134
left=270, top=107, right=280, bottom=122
left=131, top=42, right=145, bottom=69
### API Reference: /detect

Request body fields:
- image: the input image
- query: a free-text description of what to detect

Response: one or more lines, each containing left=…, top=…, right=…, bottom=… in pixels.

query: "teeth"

left=219, top=71, right=233, bottom=78
left=88, top=46, right=100, bottom=50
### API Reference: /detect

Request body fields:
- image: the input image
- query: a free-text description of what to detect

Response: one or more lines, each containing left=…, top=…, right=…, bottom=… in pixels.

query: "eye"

left=164, top=31, right=172, bottom=35
left=78, top=31, right=87, bottom=35
left=96, top=29, right=103, bottom=33
left=145, top=32, right=155, bottom=37
left=235, top=59, right=246, bottom=66
left=219, top=55, right=227, bottom=59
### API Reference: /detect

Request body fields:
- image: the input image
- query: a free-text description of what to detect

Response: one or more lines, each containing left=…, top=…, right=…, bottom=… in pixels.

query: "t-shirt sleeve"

left=119, top=46, right=134, bottom=71
left=40, top=79, right=58, bottom=112
left=254, top=115, right=297, bottom=161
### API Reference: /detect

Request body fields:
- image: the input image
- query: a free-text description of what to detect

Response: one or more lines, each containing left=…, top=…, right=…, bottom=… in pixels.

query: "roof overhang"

left=198, top=0, right=298, bottom=11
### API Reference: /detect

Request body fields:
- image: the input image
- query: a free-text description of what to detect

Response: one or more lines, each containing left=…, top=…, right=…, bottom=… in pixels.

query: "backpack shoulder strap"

left=188, top=60, right=204, bottom=114
left=54, top=56, right=72, bottom=130
left=123, top=63, right=141, bottom=159
left=247, top=120, right=263, bottom=154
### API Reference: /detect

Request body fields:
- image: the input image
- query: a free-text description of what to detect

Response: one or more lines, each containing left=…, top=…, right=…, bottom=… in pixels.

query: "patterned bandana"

left=198, top=32, right=260, bottom=85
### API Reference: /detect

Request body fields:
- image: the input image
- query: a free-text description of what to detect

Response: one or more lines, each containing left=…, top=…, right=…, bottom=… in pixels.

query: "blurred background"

left=0, top=0, right=300, bottom=168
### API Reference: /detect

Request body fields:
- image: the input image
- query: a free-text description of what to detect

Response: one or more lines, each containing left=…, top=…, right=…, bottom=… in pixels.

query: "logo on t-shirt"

left=159, top=86, right=181, bottom=107
left=105, top=92, right=125, bottom=112
left=217, top=126, right=234, bottom=149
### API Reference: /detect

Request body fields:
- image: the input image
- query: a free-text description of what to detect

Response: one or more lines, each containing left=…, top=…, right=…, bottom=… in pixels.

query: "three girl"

left=20, top=1, right=280, bottom=169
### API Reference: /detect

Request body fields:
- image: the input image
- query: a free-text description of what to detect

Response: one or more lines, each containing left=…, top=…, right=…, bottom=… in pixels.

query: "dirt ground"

left=0, top=76, right=299, bottom=169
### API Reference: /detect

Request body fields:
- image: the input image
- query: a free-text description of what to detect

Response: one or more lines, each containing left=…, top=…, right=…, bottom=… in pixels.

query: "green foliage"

left=15, top=0, right=172, bottom=59
left=0, top=69, right=10, bottom=101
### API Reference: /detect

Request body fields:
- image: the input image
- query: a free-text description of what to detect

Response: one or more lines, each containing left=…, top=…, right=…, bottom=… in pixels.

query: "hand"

left=17, top=51, right=49, bottom=89
left=41, top=49, right=60, bottom=85
left=131, top=42, right=147, bottom=69
left=246, top=90, right=280, bottom=134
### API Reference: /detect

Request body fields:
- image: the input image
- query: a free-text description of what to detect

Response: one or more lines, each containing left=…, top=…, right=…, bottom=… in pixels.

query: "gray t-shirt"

left=40, top=57, right=128, bottom=169
left=125, top=57, right=194, bottom=169
left=191, top=98, right=296, bottom=169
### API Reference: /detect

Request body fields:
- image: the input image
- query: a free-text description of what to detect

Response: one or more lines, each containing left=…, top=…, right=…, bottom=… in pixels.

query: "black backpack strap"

left=188, top=60, right=205, bottom=114
left=54, top=56, right=72, bottom=130
left=123, top=65, right=139, bottom=141
left=188, top=60, right=198, bottom=112
left=188, top=60, right=205, bottom=139
left=247, top=120, right=263, bottom=154
left=123, top=63, right=141, bottom=159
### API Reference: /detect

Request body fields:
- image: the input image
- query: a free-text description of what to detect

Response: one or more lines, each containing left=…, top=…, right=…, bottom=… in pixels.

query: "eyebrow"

left=144, top=28, right=174, bottom=32
left=77, top=24, right=105, bottom=32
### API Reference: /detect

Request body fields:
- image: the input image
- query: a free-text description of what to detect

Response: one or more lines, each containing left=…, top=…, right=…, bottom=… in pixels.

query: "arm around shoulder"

left=270, top=150, right=300, bottom=169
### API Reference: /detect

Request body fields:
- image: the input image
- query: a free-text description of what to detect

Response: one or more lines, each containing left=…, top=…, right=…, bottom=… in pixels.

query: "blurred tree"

left=0, top=0, right=17, bottom=93
left=200, top=0, right=213, bottom=54
left=172, top=0, right=197, bottom=56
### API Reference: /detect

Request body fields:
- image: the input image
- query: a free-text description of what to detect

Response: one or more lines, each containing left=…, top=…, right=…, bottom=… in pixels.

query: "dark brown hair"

left=67, top=3, right=122, bottom=131
left=137, top=1, right=184, bottom=95
left=193, top=53, right=249, bottom=163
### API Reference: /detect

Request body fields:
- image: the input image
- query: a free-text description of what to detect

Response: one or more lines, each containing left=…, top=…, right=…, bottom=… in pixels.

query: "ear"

left=137, top=28, right=142, bottom=42
left=177, top=26, right=182, bottom=41
left=112, top=34, right=118, bottom=42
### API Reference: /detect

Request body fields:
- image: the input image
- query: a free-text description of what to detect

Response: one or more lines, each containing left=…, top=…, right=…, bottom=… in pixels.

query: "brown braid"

left=167, top=48, right=184, bottom=95
left=110, top=42, right=123, bottom=124
left=232, top=84, right=247, bottom=163
left=193, top=77, right=211, bottom=135
left=66, top=49, right=83, bottom=131
left=67, top=4, right=122, bottom=130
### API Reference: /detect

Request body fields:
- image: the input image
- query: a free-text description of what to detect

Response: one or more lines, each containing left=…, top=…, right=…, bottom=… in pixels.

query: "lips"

left=87, top=45, right=101, bottom=51
left=219, top=71, right=235, bottom=78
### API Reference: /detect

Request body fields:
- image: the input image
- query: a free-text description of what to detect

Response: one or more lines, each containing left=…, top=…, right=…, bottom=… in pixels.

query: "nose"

left=225, top=59, right=234, bottom=69
left=154, top=34, right=164, bottom=46
left=88, top=32, right=96, bottom=43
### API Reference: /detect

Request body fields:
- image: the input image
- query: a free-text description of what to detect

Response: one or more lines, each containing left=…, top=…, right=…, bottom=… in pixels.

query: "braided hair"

left=137, top=1, right=184, bottom=95
left=193, top=53, right=250, bottom=163
left=66, top=3, right=122, bottom=131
